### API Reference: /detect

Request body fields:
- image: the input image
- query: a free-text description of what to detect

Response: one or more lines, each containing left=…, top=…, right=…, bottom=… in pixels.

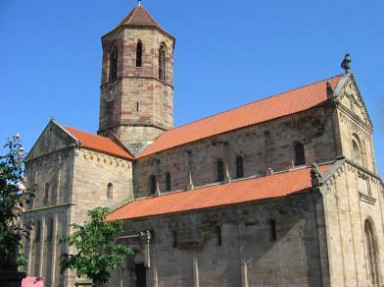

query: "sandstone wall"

left=321, top=161, right=384, bottom=287
left=109, top=193, right=329, bottom=287
left=23, top=146, right=75, bottom=287
left=99, top=26, right=174, bottom=153
left=135, top=105, right=339, bottom=197
left=335, top=76, right=376, bottom=172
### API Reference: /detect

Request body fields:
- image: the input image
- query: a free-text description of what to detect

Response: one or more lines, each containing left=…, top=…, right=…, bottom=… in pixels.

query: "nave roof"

left=137, top=74, right=345, bottom=158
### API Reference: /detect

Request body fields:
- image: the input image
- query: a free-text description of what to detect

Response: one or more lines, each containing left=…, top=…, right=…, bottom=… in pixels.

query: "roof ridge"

left=163, top=74, right=344, bottom=134
left=116, top=4, right=162, bottom=29
left=64, top=126, right=100, bottom=137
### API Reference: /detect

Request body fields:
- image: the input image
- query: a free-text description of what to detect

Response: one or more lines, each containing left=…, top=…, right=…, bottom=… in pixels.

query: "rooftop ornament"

left=341, top=53, right=351, bottom=73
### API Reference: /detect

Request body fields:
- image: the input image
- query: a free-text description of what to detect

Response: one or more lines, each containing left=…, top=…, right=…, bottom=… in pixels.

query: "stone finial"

left=326, top=82, right=334, bottom=99
left=341, top=53, right=351, bottom=73
left=310, top=163, right=322, bottom=188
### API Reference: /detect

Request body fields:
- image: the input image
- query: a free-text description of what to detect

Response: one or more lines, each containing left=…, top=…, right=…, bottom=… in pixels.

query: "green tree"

left=60, top=206, right=133, bottom=286
left=0, top=135, right=33, bottom=270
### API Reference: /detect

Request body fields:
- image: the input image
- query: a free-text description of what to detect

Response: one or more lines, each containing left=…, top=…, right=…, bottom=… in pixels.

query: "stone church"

left=22, top=3, right=383, bottom=287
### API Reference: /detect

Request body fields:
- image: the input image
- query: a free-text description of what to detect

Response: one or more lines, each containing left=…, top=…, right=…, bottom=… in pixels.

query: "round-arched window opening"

left=107, top=183, right=113, bottom=199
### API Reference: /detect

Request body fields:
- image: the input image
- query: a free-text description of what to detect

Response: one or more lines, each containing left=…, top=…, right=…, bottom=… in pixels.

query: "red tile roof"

left=64, top=127, right=133, bottom=160
left=138, top=75, right=344, bottom=158
left=107, top=164, right=330, bottom=221
left=117, top=4, right=162, bottom=30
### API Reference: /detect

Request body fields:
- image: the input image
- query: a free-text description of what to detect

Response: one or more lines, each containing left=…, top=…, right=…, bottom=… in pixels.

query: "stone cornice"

left=23, top=202, right=75, bottom=213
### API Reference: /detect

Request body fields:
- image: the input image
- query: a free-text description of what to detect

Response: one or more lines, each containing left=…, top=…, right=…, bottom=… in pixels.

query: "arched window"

left=165, top=172, right=171, bottom=192
left=217, top=160, right=224, bottom=182
left=109, top=46, right=118, bottom=81
left=294, top=142, right=305, bottom=166
left=50, top=183, right=56, bottom=206
left=44, top=183, right=49, bottom=205
left=35, top=220, right=41, bottom=242
left=46, top=218, right=54, bottom=243
left=107, top=183, right=113, bottom=199
left=150, top=175, right=157, bottom=194
left=158, top=43, right=166, bottom=81
left=364, top=220, right=379, bottom=285
left=352, top=134, right=363, bottom=164
left=136, top=40, right=143, bottom=67
left=236, top=156, right=244, bottom=178
left=352, top=140, right=360, bottom=161
left=216, top=226, right=222, bottom=246
left=269, top=219, right=277, bottom=241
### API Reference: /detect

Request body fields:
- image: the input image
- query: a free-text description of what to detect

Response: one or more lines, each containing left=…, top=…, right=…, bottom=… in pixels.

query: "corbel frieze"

left=80, top=149, right=130, bottom=169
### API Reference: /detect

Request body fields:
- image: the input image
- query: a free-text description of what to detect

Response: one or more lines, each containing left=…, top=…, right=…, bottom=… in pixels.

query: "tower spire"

left=138, top=0, right=141, bottom=6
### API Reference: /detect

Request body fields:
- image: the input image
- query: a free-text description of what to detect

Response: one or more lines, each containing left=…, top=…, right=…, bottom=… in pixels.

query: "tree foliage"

left=60, top=206, right=133, bottom=285
left=0, top=135, right=33, bottom=269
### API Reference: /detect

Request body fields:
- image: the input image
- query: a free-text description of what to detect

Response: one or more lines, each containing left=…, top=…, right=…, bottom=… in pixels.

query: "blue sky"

left=0, top=0, right=383, bottom=174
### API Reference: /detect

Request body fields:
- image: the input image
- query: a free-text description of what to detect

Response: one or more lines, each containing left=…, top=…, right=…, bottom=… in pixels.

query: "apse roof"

left=107, top=164, right=331, bottom=221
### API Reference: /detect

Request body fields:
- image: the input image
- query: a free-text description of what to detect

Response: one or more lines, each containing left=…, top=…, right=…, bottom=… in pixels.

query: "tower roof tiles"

left=117, top=4, right=162, bottom=29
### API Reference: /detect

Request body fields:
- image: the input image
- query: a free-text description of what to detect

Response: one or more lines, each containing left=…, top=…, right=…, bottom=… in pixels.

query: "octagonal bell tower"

left=98, top=3, right=175, bottom=155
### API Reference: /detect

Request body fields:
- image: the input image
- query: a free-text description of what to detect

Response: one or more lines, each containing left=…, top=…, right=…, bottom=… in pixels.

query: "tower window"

left=165, top=172, right=171, bottom=192
left=217, top=159, right=224, bottom=182
left=294, top=142, right=305, bottom=166
left=109, top=46, right=118, bottom=81
left=159, top=43, right=166, bottom=81
left=236, top=156, right=244, bottom=178
left=150, top=175, right=157, bottom=194
left=136, top=102, right=140, bottom=112
left=136, top=40, right=143, bottom=67
left=107, top=183, right=113, bottom=199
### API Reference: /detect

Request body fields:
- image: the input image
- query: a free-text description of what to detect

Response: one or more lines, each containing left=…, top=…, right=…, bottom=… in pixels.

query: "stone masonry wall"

left=109, top=193, right=329, bottom=287
left=99, top=26, right=174, bottom=152
left=23, top=147, right=75, bottom=287
left=135, top=105, right=339, bottom=197
left=335, top=76, right=376, bottom=172
left=64, top=148, right=133, bottom=286
left=321, top=161, right=384, bottom=287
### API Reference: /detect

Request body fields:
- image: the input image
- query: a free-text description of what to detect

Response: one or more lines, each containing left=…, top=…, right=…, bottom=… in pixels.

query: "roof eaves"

left=79, top=146, right=133, bottom=161
left=109, top=187, right=311, bottom=221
